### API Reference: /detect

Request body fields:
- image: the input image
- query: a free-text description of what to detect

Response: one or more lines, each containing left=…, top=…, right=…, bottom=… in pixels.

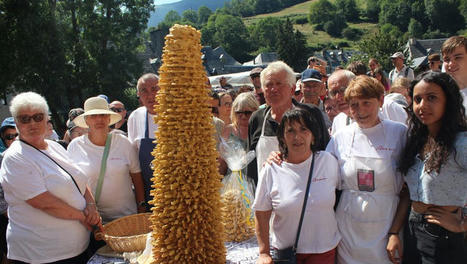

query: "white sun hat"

left=73, top=96, right=122, bottom=128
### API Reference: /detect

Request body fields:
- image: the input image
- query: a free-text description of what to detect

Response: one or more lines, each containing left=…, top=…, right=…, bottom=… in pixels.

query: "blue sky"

left=156, top=0, right=181, bottom=5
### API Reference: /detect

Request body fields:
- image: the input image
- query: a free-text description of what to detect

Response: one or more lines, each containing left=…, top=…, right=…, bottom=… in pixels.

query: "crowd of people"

left=0, top=35, right=464, bottom=263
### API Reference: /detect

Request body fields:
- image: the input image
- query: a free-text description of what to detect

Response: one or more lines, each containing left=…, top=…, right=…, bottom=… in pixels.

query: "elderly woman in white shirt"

left=0, top=92, right=101, bottom=263
left=254, top=107, right=340, bottom=264
left=326, top=76, right=409, bottom=264
left=68, top=97, right=145, bottom=223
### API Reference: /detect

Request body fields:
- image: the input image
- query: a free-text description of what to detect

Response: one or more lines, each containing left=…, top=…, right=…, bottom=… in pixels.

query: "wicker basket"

left=95, top=213, right=152, bottom=253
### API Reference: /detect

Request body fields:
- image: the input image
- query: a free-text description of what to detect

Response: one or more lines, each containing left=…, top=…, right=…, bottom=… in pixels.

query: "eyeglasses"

left=222, top=102, right=232, bottom=107
left=110, top=107, right=125, bottom=113
left=4, top=133, right=18, bottom=140
left=235, top=110, right=253, bottom=116
left=17, top=113, right=45, bottom=124
left=329, top=87, right=347, bottom=98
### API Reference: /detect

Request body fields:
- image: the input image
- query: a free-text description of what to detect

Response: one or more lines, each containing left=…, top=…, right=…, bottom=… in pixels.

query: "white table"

left=88, top=236, right=259, bottom=264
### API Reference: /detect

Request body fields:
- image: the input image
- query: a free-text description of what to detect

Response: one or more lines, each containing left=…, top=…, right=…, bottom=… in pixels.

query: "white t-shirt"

left=0, top=140, right=89, bottom=263
left=127, top=106, right=158, bottom=150
left=253, top=152, right=341, bottom=253
left=380, top=98, right=408, bottom=124
left=389, top=65, right=414, bottom=84
left=331, top=112, right=353, bottom=136
left=68, top=132, right=141, bottom=222
left=326, top=120, right=407, bottom=189
left=461, top=88, right=467, bottom=116
left=331, top=100, right=407, bottom=135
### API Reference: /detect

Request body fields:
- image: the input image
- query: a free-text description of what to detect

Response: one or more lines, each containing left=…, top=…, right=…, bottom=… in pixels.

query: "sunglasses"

left=17, top=113, right=45, bottom=124
left=235, top=110, right=253, bottom=116
left=4, top=133, right=18, bottom=140
left=110, top=107, right=125, bottom=113
left=329, top=87, right=347, bottom=98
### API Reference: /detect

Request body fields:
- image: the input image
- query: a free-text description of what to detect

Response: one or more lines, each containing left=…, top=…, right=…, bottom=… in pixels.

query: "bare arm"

left=255, top=210, right=273, bottom=264
left=130, top=172, right=146, bottom=213
left=386, top=184, right=410, bottom=263
left=26, top=191, right=85, bottom=222
left=82, top=186, right=102, bottom=230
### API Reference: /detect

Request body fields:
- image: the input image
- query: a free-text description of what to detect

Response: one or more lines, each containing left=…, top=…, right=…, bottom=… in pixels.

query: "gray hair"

left=137, top=73, right=159, bottom=92
left=10, top=92, right=49, bottom=118
left=328, top=69, right=356, bottom=86
left=260, top=61, right=296, bottom=88
left=230, top=92, right=260, bottom=127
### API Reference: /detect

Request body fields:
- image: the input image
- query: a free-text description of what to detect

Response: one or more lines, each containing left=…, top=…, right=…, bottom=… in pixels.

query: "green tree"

left=182, top=9, right=198, bottom=25
left=336, top=0, right=360, bottom=22
left=202, top=14, right=252, bottom=62
left=324, top=12, right=348, bottom=37
left=461, top=0, right=467, bottom=25
left=408, top=18, right=424, bottom=38
left=356, top=29, right=405, bottom=71
left=197, top=6, right=212, bottom=25
left=277, top=18, right=307, bottom=71
left=425, top=0, right=465, bottom=34
left=1, top=0, right=67, bottom=128
left=0, top=0, right=154, bottom=132
left=343, top=27, right=364, bottom=40
left=164, top=10, right=181, bottom=24
left=254, top=0, right=281, bottom=14
left=308, top=0, right=335, bottom=25
left=249, top=17, right=283, bottom=52
left=379, top=0, right=411, bottom=31
left=365, top=0, right=380, bottom=22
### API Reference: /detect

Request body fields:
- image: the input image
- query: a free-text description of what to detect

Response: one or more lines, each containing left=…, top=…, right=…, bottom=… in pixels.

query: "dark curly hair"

left=399, top=72, right=467, bottom=175
left=277, top=108, right=323, bottom=160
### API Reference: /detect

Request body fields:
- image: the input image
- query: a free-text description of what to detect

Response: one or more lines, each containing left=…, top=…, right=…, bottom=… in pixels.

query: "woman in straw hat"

left=68, top=97, right=146, bottom=224
left=0, top=92, right=102, bottom=263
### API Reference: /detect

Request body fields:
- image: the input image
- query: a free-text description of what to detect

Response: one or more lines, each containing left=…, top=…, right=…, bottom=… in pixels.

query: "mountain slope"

left=149, top=0, right=230, bottom=27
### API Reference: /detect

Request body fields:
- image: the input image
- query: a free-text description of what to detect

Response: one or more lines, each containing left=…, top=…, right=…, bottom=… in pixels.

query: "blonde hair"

left=260, top=61, right=296, bottom=88
left=230, top=92, right=259, bottom=127
left=344, top=75, right=384, bottom=102
left=389, top=77, right=411, bottom=94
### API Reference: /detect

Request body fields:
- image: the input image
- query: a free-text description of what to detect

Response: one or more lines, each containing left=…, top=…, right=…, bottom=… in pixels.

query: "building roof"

left=405, top=38, right=447, bottom=60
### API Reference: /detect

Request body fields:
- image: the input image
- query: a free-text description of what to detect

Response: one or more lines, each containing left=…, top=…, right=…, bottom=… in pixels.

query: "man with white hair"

left=127, top=73, right=160, bottom=209
left=246, top=61, right=329, bottom=186
left=388, top=52, right=414, bottom=84
left=329, top=69, right=407, bottom=135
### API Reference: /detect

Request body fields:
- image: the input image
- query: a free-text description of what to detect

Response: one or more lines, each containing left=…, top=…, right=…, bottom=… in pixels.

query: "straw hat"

left=73, top=97, right=122, bottom=128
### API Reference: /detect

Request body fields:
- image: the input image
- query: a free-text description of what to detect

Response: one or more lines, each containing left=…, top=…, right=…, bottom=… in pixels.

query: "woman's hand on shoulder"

left=256, top=253, right=273, bottom=264
left=265, top=151, right=282, bottom=167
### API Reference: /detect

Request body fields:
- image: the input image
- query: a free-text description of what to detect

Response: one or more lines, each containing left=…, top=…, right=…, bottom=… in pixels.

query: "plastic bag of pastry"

left=219, top=138, right=256, bottom=242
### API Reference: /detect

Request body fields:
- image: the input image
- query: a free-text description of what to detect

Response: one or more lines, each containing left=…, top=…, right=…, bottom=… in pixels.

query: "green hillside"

left=243, top=1, right=312, bottom=23
left=243, top=0, right=378, bottom=49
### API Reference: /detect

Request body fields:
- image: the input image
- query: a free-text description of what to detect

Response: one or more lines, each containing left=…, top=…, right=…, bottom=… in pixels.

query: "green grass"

left=243, top=0, right=378, bottom=49
left=243, top=1, right=313, bottom=26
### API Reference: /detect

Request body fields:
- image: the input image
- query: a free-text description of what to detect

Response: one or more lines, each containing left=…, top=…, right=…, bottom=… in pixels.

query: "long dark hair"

left=399, top=72, right=467, bottom=174
left=277, top=108, right=322, bottom=159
